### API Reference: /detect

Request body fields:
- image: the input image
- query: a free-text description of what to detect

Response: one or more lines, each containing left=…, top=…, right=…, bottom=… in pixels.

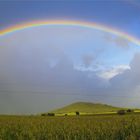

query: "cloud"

left=0, top=41, right=107, bottom=93
left=98, top=65, right=130, bottom=79
left=82, top=54, right=94, bottom=67
left=113, top=36, right=130, bottom=49
left=1, top=27, right=140, bottom=114
left=1, top=49, right=140, bottom=113
left=103, top=33, right=130, bottom=49
left=110, top=53, right=140, bottom=89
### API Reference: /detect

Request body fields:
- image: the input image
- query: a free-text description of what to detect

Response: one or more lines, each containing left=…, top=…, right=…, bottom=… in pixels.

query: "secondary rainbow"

left=0, top=20, right=140, bottom=46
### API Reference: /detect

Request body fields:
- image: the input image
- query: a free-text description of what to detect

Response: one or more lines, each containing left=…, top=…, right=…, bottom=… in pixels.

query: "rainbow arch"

left=0, top=20, right=140, bottom=46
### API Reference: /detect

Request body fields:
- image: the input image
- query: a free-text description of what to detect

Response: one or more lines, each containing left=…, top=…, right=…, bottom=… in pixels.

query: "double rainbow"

left=0, top=20, right=140, bottom=46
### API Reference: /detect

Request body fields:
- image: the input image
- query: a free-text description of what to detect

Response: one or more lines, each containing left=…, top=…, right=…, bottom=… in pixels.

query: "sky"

left=1, top=0, right=140, bottom=114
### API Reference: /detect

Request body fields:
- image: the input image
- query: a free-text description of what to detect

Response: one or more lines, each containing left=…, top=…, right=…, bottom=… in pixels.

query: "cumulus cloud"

left=110, top=53, right=140, bottom=89
left=1, top=49, right=140, bottom=113
left=0, top=41, right=107, bottom=93
left=98, top=65, right=130, bottom=79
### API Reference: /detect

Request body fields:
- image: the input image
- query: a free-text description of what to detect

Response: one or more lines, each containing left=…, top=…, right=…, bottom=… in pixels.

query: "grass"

left=1, top=114, right=140, bottom=140
left=1, top=102, right=140, bottom=140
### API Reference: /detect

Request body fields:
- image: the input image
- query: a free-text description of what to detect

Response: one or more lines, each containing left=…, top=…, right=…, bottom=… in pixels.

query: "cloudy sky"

left=1, top=0, right=140, bottom=114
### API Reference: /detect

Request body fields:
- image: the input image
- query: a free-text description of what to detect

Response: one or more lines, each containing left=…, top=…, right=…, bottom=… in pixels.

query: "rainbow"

left=0, top=20, right=140, bottom=46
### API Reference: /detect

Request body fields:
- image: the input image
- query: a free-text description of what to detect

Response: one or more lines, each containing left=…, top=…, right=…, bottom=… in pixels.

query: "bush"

left=76, top=111, right=80, bottom=116
left=117, top=110, right=126, bottom=115
left=127, top=109, right=133, bottom=113
left=47, top=113, right=55, bottom=116
left=41, top=113, right=47, bottom=116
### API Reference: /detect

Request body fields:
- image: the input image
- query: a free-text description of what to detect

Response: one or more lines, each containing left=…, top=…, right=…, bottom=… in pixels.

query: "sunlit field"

left=1, top=114, right=140, bottom=140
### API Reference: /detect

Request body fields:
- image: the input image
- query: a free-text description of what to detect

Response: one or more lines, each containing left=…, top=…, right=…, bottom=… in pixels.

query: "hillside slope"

left=51, top=102, right=122, bottom=114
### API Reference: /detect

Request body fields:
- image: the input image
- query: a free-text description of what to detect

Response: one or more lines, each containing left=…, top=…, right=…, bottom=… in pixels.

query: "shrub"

left=47, top=113, right=55, bottom=116
left=76, top=111, right=80, bottom=116
left=127, top=109, right=133, bottom=113
left=117, top=110, right=126, bottom=115
left=41, top=113, right=47, bottom=116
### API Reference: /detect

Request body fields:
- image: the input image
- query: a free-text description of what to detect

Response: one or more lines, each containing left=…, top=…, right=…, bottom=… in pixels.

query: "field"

left=1, top=114, right=140, bottom=140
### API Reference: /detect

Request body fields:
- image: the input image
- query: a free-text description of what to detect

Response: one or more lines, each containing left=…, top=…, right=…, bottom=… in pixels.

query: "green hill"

left=50, top=102, right=122, bottom=114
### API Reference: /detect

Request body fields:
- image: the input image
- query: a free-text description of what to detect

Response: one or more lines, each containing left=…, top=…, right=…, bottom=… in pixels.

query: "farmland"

left=1, top=114, right=140, bottom=140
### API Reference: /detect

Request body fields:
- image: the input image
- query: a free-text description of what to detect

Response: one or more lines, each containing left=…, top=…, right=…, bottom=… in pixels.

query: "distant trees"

left=41, top=113, right=55, bottom=116
left=117, top=109, right=134, bottom=115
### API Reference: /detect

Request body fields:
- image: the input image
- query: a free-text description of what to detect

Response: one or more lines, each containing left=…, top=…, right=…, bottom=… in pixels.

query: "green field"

left=1, top=102, right=140, bottom=140
left=1, top=114, right=140, bottom=140
left=51, top=102, right=122, bottom=113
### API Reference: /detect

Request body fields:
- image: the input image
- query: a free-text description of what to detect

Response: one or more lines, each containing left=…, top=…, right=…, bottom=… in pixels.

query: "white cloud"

left=98, top=65, right=130, bottom=80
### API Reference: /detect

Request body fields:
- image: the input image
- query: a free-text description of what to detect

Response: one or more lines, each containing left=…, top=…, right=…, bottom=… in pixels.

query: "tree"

left=65, top=114, right=68, bottom=116
left=76, top=111, right=80, bottom=116
left=127, top=109, right=133, bottom=113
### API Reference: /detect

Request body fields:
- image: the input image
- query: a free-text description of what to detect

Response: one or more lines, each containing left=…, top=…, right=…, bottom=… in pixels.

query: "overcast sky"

left=1, top=0, right=140, bottom=114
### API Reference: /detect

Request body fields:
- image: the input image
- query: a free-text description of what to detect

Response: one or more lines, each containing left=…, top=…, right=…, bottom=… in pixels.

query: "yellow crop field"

left=0, top=114, right=140, bottom=140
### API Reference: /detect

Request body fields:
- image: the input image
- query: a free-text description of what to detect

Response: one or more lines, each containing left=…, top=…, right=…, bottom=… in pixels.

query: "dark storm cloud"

left=110, top=53, right=140, bottom=89
left=0, top=27, right=140, bottom=114
left=0, top=48, right=140, bottom=113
